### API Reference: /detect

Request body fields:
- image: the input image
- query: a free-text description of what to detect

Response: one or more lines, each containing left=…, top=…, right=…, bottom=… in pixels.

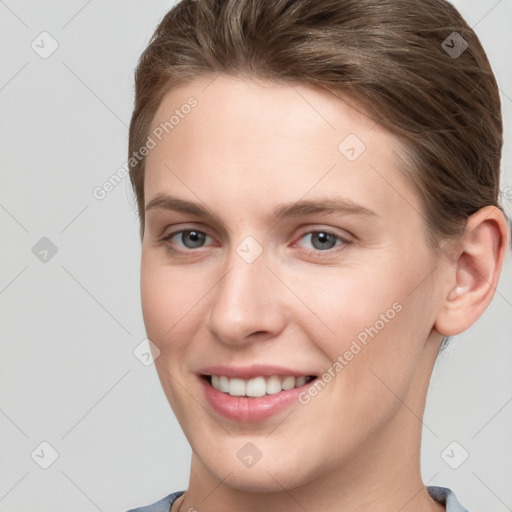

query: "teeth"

left=296, top=376, right=306, bottom=387
left=219, top=376, right=230, bottom=393
left=266, top=376, right=282, bottom=395
left=281, top=376, right=295, bottom=390
left=229, top=378, right=246, bottom=396
left=245, top=377, right=266, bottom=397
left=209, top=375, right=312, bottom=397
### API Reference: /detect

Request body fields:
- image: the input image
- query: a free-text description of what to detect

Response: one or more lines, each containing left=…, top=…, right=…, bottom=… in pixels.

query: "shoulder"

left=126, top=490, right=185, bottom=512
left=427, top=486, right=470, bottom=512
left=127, top=487, right=468, bottom=511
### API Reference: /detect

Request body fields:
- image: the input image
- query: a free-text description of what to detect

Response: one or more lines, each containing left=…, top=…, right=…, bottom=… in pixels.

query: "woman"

left=126, top=0, right=510, bottom=510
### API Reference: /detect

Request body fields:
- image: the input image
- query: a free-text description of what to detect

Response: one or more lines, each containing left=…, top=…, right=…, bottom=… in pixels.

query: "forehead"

left=144, top=74, right=423, bottom=225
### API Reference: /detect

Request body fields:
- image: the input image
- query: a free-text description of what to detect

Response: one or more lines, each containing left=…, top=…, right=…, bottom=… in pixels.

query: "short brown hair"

left=129, top=0, right=507, bottom=253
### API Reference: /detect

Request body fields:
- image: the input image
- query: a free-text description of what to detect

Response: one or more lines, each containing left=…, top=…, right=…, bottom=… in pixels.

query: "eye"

left=294, top=229, right=351, bottom=255
left=162, top=229, right=213, bottom=253
left=160, top=227, right=352, bottom=258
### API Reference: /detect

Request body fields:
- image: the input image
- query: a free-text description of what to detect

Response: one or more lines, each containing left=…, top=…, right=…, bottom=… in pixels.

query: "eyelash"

left=160, top=228, right=352, bottom=258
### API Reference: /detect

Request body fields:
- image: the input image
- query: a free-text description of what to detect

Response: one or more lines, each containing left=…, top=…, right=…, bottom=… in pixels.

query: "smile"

left=208, top=375, right=316, bottom=397
left=199, top=372, right=319, bottom=422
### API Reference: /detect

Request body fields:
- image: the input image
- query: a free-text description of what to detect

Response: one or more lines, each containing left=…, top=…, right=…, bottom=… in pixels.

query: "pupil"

left=312, top=232, right=336, bottom=250
left=183, top=230, right=205, bottom=248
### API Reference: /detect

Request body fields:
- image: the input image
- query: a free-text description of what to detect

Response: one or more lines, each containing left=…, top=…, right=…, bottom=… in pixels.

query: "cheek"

left=291, top=265, right=405, bottom=350
left=284, top=270, right=429, bottom=454
left=140, top=257, right=206, bottom=418
left=291, top=259, right=431, bottom=392
left=140, top=254, right=198, bottom=350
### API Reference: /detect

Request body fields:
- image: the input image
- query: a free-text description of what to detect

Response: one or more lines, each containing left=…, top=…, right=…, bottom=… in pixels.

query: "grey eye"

left=178, top=230, right=207, bottom=249
left=302, top=231, right=339, bottom=251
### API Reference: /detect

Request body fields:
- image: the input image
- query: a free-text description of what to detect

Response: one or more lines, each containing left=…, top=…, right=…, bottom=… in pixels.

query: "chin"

left=217, top=468, right=304, bottom=494
left=197, top=448, right=320, bottom=494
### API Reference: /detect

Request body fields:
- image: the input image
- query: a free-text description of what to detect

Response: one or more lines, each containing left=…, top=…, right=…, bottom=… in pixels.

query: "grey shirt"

left=127, top=486, right=469, bottom=511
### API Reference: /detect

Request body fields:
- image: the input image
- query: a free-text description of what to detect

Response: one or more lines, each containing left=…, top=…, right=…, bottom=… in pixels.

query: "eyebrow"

left=145, top=193, right=379, bottom=220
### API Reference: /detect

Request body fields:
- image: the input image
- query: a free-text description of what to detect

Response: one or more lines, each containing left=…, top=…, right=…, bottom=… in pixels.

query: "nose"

left=206, top=243, right=288, bottom=347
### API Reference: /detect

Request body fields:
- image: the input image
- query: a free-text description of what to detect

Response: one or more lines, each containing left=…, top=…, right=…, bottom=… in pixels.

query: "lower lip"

left=199, top=376, right=315, bottom=422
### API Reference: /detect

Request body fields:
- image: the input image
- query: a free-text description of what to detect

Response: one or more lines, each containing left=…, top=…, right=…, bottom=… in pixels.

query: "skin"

left=139, top=74, right=509, bottom=512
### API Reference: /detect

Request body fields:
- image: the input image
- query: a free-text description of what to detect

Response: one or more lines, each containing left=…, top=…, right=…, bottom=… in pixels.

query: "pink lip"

left=198, top=364, right=314, bottom=379
left=198, top=374, right=317, bottom=422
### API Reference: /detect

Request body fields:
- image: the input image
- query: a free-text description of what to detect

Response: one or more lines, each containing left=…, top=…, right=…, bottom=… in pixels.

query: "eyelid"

left=293, top=226, right=352, bottom=243
left=159, top=221, right=212, bottom=238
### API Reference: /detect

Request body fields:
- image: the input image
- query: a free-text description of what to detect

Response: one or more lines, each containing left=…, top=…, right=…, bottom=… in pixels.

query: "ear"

left=434, top=206, right=510, bottom=337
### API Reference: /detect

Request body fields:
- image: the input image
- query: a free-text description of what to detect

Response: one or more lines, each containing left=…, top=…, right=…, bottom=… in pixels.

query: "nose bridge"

left=206, top=235, right=286, bottom=345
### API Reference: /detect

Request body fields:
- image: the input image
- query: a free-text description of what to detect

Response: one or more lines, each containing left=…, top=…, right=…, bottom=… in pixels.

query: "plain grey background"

left=0, top=1, right=511, bottom=511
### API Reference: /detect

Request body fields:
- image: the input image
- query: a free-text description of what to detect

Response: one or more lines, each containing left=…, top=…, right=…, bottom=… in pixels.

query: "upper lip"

left=198, top=364, right=316, bottom=379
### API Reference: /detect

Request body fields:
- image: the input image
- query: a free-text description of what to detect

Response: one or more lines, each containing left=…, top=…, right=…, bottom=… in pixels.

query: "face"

left=140, top=74, right=444, bottom=492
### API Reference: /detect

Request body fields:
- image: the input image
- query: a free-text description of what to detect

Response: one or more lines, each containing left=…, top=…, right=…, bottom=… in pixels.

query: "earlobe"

left=434, top=206, right=510, bottom=337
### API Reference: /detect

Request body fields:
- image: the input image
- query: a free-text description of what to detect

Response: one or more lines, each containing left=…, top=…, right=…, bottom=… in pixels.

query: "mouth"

left=201, top=374, right=318, bottom=398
